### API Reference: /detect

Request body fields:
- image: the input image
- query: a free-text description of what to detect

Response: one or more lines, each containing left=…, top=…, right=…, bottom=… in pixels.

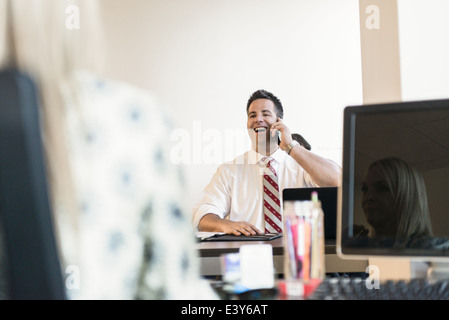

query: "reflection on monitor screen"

left=338, top=99, right=449, bottom=262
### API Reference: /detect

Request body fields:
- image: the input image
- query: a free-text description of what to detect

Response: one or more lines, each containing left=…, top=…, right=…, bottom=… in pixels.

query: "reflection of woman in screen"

left=360, top=157, right=433, bottom=247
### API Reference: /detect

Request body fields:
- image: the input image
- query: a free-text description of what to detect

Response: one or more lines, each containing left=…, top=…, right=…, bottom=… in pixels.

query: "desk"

left=197, top=238, right=369, bottom=277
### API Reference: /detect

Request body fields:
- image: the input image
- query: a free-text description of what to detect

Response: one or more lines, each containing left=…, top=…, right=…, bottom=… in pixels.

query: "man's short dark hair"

left=292, top=133, right=312, bottom=151
left=246, top=89, right=284, bottom=119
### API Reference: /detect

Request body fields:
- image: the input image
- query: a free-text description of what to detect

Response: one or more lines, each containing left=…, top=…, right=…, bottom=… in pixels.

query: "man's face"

left=247, top=99, right=279, bottom=153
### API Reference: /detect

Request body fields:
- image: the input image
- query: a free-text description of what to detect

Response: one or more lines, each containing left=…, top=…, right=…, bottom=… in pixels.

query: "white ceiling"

left=353, top=101, right=449, bottom=183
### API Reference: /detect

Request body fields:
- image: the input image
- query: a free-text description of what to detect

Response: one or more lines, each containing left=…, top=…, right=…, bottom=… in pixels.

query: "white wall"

left=99, top=0, right=363, bottom=211
left=398, top=0, right=449, bottom=101
left=396, top=0, right=449, bottom=236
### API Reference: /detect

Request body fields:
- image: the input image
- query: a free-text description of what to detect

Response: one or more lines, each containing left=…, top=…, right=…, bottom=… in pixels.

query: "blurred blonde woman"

left=0, top=0, right=216, bottom=299
left=361, top=157, right=433, bottom=247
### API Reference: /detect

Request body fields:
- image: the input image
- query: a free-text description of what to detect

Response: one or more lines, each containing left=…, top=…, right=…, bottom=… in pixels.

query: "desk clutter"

left=210, top=242, right=323, bottom=300
left=220, top=244, right=275, bottom=292
left=202, top=193, right=328, bottom=299
left=283, top=192, right=326, bottom=282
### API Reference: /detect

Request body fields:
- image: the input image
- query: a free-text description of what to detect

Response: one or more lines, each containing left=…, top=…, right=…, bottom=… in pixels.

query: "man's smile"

left=254, top=126, right=268, bottom=133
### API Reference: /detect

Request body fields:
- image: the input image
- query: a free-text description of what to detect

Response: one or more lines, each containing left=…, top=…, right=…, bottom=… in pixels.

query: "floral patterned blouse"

left=60, top=71, right=217, bottom=300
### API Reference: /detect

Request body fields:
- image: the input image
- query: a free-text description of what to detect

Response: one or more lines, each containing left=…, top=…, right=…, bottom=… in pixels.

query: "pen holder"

left=282, top=196, right=325, bottom=296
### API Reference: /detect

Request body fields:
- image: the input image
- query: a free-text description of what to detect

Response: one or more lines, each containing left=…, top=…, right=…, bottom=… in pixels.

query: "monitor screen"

left=338, top=99, right=449, bottom=259
left=0, top=70, right=66, bottom=299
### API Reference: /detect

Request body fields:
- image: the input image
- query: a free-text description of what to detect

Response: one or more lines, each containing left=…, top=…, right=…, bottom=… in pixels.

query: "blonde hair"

left=368, top=157, right=433, bottom=239
left=0, top=0, right=104, bottom=253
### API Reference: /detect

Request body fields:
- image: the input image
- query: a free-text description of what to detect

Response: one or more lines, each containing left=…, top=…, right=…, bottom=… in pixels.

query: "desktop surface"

left=196, top=236, right=368, bottom=276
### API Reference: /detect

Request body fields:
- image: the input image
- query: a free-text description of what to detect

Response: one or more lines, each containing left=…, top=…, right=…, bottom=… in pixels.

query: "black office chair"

left=0, top=69, right=66, bottom=299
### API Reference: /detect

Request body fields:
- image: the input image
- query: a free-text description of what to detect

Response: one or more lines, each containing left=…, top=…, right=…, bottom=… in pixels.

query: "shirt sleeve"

left=192, top=164, right=233, bottom=230
left=303, top=169, right=320, bottom=188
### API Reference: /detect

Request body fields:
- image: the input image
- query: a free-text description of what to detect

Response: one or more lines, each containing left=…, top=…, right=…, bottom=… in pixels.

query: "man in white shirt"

left=192, top=89, right=341, bottom=236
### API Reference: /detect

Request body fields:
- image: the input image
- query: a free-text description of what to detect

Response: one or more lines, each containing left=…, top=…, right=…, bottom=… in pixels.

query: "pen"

left=285, top=217, right=298, bottom=279
left=302, top=216, right=311, bottom=282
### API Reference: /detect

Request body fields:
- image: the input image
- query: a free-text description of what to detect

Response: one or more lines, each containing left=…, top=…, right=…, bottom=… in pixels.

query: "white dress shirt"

left=192, top=147, right=318, bottom=231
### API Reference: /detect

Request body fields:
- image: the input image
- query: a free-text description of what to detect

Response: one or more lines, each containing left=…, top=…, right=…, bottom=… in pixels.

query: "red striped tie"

left=262, top=157, right=282, bottom=233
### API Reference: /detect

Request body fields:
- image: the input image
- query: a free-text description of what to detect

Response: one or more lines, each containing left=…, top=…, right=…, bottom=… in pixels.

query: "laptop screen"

left=283, top=187, right=338, bottom=241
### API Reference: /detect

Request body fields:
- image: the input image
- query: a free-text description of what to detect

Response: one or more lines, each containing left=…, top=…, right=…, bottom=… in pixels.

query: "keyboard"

left=309, top=277, right=449, bottom=300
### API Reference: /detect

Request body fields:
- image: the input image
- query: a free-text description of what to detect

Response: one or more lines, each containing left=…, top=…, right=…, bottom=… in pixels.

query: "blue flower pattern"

left=61, top=72, right=217, bottom=300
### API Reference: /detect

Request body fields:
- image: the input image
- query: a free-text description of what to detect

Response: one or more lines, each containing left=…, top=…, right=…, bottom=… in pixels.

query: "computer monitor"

left=337, top=98, right=449, bottom=279
left=0, top=69, right=66, bottom=299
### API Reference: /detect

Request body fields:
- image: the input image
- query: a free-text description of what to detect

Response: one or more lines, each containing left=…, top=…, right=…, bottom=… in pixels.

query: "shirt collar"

left=248, top=147, right=286, bottom=165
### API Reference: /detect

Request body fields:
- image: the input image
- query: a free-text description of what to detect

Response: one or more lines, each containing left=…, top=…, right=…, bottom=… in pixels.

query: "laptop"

left=199, top=233, right=282, bottom=242
left=282, top=187, right=338, bottom=244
